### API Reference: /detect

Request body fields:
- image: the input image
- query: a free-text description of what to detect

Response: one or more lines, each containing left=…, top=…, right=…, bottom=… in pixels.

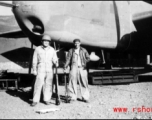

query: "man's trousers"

left=68, top=66, right=90, bottom=101
left=33, top=72, right=53, bottom=103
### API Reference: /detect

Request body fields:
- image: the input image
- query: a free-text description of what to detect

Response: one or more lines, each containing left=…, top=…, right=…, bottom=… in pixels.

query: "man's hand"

left=63, top=66, right=67, bottom=73
left=55, top=62, right=59, bottom=67
left=33, top=71, right=37, bottom=76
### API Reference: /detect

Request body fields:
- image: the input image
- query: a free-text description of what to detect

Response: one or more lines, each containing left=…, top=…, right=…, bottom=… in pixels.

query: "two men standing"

left=31, top=35, right=90, bottom=106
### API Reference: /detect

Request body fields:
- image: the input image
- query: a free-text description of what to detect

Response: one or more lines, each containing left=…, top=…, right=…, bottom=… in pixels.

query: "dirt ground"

left=0, top=81, right=152, bottom=119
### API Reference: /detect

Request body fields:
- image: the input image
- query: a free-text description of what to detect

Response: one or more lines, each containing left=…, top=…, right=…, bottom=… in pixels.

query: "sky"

left=0, top=1, right=13, bottom=16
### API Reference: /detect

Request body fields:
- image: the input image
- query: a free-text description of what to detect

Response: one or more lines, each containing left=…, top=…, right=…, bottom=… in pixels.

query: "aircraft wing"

left=0, top=30, right=26, bottom=38
left=143, top=1, right=152, bottom=4
left=132, top=1, right=152, bottom=32
left=0, top=15, right=27, bottom=38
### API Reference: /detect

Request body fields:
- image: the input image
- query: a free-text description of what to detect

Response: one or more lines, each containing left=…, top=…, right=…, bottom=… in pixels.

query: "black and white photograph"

left=0, top=1, right=152, bottom=119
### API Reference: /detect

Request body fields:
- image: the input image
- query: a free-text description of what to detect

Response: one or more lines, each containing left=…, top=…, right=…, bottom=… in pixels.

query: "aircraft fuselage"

left=12, top=1, right=133, bottom=50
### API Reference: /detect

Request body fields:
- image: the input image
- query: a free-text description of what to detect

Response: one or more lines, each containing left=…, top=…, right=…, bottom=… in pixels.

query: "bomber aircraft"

left=0, top=1, right=152, bottom=73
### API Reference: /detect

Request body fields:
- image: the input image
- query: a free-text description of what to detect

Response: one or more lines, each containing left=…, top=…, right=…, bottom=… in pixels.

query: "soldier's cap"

left=73, top=39, right=81, bottom=43
left=42, top=35, right=51, bottom=41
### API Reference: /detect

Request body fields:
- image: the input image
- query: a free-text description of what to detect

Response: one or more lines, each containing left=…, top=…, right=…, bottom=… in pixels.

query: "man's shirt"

left=74, top=48, right=82, bottom=67
left=32, top=45, right=58, bottom=73
left=64, top=47, right=90, bottom=69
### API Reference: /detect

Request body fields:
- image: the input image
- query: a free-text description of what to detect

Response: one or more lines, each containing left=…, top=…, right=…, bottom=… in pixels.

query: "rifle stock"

left=55, top=67, right=60, bottom=105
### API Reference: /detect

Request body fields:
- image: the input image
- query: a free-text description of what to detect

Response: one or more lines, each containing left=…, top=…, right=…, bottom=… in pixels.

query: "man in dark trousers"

left=64, top=39, right=90, bottom=103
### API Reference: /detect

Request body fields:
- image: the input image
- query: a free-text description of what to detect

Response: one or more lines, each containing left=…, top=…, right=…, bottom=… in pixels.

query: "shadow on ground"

left=5, top=89, right=68, bottom=105
left=6, top=89, right=33, bottom=104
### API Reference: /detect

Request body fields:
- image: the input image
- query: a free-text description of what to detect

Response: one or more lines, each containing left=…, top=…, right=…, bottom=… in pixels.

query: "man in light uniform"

left=31, top=35, right=58, bottom=106
left=64, top=39, right=90, bottom=103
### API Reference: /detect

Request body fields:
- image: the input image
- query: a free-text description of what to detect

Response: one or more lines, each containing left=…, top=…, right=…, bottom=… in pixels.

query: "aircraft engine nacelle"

left=12, top=1, right=51, bottom=46
left=12, top=1, right=92, bottom=46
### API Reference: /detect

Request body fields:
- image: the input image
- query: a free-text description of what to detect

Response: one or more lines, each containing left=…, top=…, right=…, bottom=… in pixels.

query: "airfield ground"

left=0, top=80, right=152, bottom=119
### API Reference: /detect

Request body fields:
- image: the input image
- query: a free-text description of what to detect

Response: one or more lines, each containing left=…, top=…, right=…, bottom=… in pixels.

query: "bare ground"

left=0, top=82, right=152, bottom=119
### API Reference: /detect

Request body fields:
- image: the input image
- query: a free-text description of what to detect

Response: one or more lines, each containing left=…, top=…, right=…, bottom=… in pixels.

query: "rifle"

left=64, top=69, right=71, bottom=103
left=55, top=66, right=61, bottom=105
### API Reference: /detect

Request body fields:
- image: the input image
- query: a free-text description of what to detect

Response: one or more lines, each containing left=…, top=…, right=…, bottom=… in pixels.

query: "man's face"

left=42, top=40, right=50, bottom=47
left=74, top=41, right=81, bottom=49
